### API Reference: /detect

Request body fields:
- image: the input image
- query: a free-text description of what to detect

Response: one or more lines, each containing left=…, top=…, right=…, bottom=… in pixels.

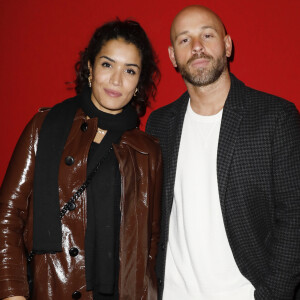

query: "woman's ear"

left=88, top=61, right=93, bottom=87
left=88, top=61, right=92, bottom=76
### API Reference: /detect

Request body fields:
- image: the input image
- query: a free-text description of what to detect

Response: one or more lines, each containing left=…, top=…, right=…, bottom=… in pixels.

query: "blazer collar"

left=168, top=91, right=189, bottom=118
left=167, top=90, right=189, bottom=150
left=217, top=73, right=247, bottom=211
left=169, top=73, right=247, bottom=116
left=224, top=73, right=248, bottom=111
left=166, top=90, right=189, bottom=178
left=165, top=74, right=248, bottom=214
left=164, top=92, right=189, bottom=214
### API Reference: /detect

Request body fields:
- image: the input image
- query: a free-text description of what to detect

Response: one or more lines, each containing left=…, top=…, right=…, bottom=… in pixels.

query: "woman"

left=0, top=20, right=161, bottom=300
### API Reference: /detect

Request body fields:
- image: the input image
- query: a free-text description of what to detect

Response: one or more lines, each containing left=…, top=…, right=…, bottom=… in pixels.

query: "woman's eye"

left=102, top=62, right=111, bottom=68
left=126, top=69, right=136, bottom=75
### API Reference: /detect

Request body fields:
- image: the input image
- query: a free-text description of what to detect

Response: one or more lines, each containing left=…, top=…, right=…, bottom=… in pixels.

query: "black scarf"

left=33, top=90, right=138, bottom=291
left=86, top=139, right=121, bottom=298
left=82, top=93, right=138, bottom=296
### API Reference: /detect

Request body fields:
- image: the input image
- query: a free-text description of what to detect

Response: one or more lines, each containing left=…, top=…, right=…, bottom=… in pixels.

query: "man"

left=146, top=5, right=300, bottom=300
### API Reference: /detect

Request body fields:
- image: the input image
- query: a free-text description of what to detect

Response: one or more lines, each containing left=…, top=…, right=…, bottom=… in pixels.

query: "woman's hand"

left=3, top=297, right=26, bottom=300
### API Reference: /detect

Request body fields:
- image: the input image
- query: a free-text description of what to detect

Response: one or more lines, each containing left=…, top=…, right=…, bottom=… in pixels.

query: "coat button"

left=68, top=202, right=76, bottom=211
left=158, top=278, right=163, bottom=286
left=161, top=243, right=166, bottom=251
left=80, top=122, right=88, bottom=132
left=72, top=291, right=81, bottom=299
left=65, top=156, right=74, bottom=166
left=69, top=247, right=79, bottom=257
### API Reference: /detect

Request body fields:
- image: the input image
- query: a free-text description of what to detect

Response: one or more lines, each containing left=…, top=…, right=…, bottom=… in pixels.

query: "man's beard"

left=176, top=51, right=228, bottom=87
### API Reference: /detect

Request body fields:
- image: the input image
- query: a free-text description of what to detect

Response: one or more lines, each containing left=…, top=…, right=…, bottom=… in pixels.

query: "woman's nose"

left=109, top=70, right=122, bottom=86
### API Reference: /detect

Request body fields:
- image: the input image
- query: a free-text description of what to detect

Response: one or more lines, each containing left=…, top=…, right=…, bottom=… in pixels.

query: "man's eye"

left=204, top=34, right=213, bottom=39
left=181, top=38, right=189, bottom=43
left=102, top=62, right=111, bottom=68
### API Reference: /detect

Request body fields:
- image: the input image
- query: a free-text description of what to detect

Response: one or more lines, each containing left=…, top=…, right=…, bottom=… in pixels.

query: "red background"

left=1, top=0, right=299, bottom=184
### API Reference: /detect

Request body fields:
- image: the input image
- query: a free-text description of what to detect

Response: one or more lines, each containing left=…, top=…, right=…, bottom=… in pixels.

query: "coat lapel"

left=165, top=92, right=189, bottom=214
left=217, top=74, right=247, bottom=211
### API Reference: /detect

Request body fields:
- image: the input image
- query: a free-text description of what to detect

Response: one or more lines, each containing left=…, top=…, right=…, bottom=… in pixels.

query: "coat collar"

left=76, top=109, right=155, bottom=155
left=118, top=129, right=159, bottom=154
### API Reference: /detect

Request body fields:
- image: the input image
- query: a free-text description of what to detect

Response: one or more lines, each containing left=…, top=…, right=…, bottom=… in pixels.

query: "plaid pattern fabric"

left=146, top=74, right=300, bottom=300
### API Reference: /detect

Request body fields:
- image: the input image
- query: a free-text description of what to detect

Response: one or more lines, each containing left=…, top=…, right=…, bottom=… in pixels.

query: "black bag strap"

left=27, top=146, right=113, bottom=262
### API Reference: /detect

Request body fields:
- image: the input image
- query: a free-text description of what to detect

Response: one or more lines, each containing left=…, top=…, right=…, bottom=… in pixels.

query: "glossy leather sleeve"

left=0, top=112, right=46, bottom=299
left=147, top=145, right=162, bottom=297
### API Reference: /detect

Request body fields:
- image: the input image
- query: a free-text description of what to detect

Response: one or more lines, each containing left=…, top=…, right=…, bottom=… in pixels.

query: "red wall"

left=1, top=0, right=299, bottom=184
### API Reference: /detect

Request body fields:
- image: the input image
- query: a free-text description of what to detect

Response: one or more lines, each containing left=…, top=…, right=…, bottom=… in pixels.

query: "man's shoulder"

left=147, top=91, right=188, bottom=123
left=245, top=84, right=297, bottom=115
left=231, top=74, right=297, bottom=113
left=246, top=84, right=290, bottom=103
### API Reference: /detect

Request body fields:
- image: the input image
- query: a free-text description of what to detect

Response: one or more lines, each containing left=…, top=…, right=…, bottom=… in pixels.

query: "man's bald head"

left=168, top=5, right=232, bottom=88
left=170, top=5, right=226, bottom=45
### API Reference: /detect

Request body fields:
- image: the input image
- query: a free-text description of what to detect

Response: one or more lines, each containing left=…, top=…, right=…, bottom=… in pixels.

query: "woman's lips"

left=104, top=88, right=122, bottom=97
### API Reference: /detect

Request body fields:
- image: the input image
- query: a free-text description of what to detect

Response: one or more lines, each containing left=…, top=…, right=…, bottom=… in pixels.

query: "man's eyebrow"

left=99, top=56, right=140, bottom=69
left=175, top=30, right=189, bottom=40
left=175, top=26, right=218, bottom=40
left=201, top=25, right=218, bottom=32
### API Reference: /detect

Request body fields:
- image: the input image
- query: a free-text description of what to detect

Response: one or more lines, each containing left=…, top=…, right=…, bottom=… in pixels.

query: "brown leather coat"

left=0, top=108, right=162, bottom=300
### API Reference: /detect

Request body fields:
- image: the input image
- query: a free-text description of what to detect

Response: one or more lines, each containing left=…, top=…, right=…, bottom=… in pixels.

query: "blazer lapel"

left=217, top=109, right=242, bottom=211
left=217, top=74, right=247, bottom=211
left=165, top=92, right=189, bottom=215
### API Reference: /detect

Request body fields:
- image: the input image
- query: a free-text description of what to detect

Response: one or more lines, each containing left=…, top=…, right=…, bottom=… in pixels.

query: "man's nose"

left=191, top=38, right=204, bottom=54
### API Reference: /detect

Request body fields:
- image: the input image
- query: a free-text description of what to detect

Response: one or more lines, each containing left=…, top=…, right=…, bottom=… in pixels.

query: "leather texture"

left=146, top=74, right=300, bottom=300
left=0, top=107, right=162, bottom=300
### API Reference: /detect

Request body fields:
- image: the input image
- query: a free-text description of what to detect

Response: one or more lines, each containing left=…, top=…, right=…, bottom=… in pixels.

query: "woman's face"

left=88, top=38, right=142, bottom=114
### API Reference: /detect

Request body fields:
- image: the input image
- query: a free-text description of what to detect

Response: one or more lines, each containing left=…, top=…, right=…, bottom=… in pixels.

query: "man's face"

left=169, top=7, right=232, bottom=87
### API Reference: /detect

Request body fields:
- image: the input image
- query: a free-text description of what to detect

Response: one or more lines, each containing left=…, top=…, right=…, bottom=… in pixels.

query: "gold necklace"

left=97, top=128, right=106, bottom=135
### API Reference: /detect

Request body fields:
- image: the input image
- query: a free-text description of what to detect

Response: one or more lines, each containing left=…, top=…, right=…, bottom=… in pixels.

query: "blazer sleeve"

left=145, top=112, right=156, bottom=137
left=255, top=103, right=300, bottom=300
left=0, top=112, right=46, bottom=299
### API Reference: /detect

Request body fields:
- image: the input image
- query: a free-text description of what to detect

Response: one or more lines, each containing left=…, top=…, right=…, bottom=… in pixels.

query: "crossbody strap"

left=27, top=146, right=113, bottom=262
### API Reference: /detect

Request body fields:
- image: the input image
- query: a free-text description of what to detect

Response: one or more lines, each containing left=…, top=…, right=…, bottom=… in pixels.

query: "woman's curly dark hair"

left=75, top=19, right=160, bottom=118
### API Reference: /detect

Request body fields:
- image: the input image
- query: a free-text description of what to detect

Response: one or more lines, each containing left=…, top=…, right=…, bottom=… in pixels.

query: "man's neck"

left=186, top=71, right=231, bottom=116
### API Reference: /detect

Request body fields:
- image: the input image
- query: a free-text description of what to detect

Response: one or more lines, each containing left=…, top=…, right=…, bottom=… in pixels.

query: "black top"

left=87, top=141, right=120, bottom=300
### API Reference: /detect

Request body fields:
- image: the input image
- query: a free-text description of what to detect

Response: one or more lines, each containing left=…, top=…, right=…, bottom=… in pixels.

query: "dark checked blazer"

left=146, top=74, right=300, bottom=300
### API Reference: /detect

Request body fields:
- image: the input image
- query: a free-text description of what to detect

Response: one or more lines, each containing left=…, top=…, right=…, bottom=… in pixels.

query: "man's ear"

left=224, top=35, right=232, bottom=58
left=168, top=46, right=178, bottom=68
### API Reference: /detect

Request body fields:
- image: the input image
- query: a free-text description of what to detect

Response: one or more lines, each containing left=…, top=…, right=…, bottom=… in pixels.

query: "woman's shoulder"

left=28, top=97, right=84, bottom=131
left=23, top=108, right=50, bottom=134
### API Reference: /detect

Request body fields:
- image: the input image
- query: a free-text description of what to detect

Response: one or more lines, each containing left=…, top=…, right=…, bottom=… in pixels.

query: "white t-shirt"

left=163, top=101, right=255, bottom=300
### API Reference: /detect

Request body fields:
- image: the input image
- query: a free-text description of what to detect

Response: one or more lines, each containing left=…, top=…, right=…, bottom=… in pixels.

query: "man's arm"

left=255, top=103, right=300, bottom=300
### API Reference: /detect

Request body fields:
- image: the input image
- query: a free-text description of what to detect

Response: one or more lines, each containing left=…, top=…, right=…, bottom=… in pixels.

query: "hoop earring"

left=88, top=74, right=92, bottom=88
left=134, top=88, right=138, bottom=97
